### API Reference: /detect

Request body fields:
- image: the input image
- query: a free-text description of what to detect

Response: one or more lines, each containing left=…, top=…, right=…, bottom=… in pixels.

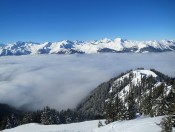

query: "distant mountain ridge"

left=0, top=38, right=175, bottom=56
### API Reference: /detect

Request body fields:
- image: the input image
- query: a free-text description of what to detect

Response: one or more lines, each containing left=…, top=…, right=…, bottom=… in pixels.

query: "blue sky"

left=0, top=0, right=175, bottom=43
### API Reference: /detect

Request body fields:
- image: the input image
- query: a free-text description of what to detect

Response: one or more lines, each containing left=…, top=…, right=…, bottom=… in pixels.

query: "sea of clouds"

left=0, top=52, right=175, bottom=111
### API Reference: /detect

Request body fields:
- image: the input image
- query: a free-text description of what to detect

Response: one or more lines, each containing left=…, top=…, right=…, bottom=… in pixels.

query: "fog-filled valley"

left=0, top=52, right=175, bottom=111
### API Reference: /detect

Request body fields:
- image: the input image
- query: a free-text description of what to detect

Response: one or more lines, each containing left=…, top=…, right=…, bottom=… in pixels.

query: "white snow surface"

left=93, top=116, right=164, bottom=132
left=2, top=116, right=169, bottom=132
left=2, top=120, right=102, bottom=132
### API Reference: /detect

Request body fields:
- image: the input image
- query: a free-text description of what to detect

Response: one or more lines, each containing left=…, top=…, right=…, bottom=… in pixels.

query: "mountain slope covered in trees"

left=77, top=69, right=175, bottom=122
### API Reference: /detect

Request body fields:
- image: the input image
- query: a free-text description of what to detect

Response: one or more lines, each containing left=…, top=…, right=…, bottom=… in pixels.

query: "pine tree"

left=5, top=117, right=12, bottom=129
left=154, top=93, right=168, bottom=116
left=118, top=102, right=127, bottom=120
left=166, top=83, right=175, bottom=115
left=160, top=116, right=172, bottom=132
left=32, top=110, right=42, bottom=123
left=22, top=112, right=33, bottom=124
left=140, top=86, right=154, bottom=117
left=5, top=114, right=20, bottom=129
left=126, top=92, right=136, bottom=120
left=114, top=94, right=120, bottom=121
left=59, top=110, right=66, bottom=124
left=52, top=109, right=60, bottom=124
left=114, top=94, right=126, bottom=121
left=64, top=109, right=74, bottom=124
left=105, top=99, right=115, bottom=124
left=0, top=119, right=6, bottom=130
left=40, top=106, right=54, bottom=125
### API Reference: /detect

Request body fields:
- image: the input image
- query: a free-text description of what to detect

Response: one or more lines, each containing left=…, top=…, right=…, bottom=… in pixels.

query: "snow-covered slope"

left=111, top=69, right=159, bottom=101
left=108, top=69, right=175, bottom=112
left=0, top=38, right=175, bottom=56
left=77, top=69, right=175, bottom=118
left=94, top=116, right=167, bottom=132
left=2, top=120, right=102, bottom=132
left=2, top=116, right=167, bottom=132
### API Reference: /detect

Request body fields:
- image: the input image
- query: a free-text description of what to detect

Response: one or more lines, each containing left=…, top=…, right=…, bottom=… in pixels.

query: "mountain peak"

left=114, top=37, right=122, bottom=41
left=100, top=38, right=111, bottom=43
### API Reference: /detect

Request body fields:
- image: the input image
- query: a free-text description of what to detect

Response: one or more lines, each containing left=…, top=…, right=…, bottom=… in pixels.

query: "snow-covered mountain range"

left=0, top=38, right=175, bottom=56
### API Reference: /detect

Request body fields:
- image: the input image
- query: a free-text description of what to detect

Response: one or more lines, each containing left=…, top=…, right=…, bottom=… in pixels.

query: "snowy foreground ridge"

left=2, top=116, right=167, bottom=132
left=0, top=38, right=175, bottom=55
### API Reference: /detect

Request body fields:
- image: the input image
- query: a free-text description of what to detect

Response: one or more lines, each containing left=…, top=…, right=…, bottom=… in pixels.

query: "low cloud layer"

left=0, top=52, right=175, bottom=111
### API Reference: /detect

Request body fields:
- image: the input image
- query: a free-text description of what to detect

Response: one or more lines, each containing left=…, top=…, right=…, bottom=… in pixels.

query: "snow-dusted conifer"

left=160, top=116, right=172, bottom=132
left=40, top=106, right=54, bottom=125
